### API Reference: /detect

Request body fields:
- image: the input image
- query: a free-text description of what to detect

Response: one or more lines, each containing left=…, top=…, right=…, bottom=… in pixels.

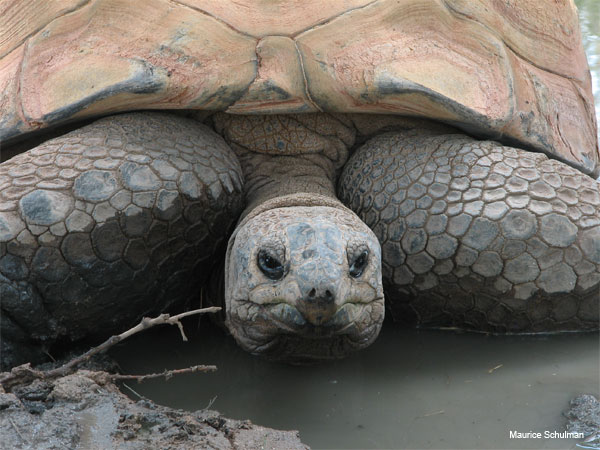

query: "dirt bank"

left=0, top=369, right=308, bottom=450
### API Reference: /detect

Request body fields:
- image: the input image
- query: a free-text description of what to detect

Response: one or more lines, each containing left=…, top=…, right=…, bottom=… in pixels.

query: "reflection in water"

left=112, top=321, right=598, bottom=450
left=112, top=5, right=600, bottom=450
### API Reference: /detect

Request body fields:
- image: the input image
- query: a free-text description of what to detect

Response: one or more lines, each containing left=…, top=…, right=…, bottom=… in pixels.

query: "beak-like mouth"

left=267, top=300, right=382, bottom=334
left=228, top=297, right=384, bottom=342
left=226, top=297, right=385, bottom=362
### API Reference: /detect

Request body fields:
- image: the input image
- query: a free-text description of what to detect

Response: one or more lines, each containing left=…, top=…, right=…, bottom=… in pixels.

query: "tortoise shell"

left=0, top=0, right=598, bottom=176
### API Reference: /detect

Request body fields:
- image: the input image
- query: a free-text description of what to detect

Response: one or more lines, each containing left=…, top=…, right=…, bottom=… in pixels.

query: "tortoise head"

left=224, top=203, right=384, bottom=362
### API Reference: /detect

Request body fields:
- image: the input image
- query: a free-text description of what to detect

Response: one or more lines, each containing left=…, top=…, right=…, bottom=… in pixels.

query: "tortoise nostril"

left=305, top=287, right=335, bottom=302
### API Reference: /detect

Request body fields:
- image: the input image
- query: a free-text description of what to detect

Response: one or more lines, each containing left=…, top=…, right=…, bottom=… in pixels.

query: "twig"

left=43, top=350, right=56, bottom=363
left=122, top=383, right=148, bottom=401
left=488, top=364, right=503, bottom=374
left=111, top=365, right=217, bottom=383
left=204, top=395, right=218, bottom=410
left=0, top=307, right=221, bottom=391
left=48, top=307, right=221, bottom=378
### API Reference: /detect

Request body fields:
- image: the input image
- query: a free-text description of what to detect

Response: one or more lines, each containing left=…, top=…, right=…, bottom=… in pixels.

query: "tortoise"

left=0, top=0, right=599, bottom=369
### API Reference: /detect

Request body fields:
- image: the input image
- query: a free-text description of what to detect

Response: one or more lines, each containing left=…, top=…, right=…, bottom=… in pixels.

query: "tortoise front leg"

left=0, top=112, right=244, bottom=369
left=339, top=131, right=599, bottom=332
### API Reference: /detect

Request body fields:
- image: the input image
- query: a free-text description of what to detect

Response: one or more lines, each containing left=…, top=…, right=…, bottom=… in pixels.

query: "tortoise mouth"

left=226, top=297, right=384, bottom=361
left=263, top=300, right=384, bottom=335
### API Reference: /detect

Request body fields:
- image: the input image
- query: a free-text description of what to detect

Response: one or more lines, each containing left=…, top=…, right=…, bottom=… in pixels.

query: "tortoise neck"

left=238, top=193, right=351, bottom=226
left=211, top=112, right=357, bottom=220
left=235, top=149, right=342, bottom=220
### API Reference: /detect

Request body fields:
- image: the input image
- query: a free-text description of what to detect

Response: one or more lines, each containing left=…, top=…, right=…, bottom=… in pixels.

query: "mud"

left=0, top=369, right=308, bottom=450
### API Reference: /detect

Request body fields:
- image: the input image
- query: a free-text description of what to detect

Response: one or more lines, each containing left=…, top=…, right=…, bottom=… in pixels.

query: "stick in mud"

left=112, top=365, right=218, bottom=383
left=0, top=307, right=222, bottom=391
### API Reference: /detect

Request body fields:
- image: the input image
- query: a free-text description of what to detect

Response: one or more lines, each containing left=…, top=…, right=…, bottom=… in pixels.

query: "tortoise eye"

left=257, top=250, right=285, bottom=280
left=349, top=250, right=369, bottom=278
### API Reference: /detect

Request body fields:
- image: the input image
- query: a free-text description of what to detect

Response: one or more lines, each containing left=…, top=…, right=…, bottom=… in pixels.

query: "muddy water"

left=111, top=321, right=598, bottom=449
left=112, top=5, right=600, bottom=449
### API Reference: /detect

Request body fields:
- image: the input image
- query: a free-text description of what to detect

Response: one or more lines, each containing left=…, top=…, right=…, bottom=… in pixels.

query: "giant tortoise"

left=0, top=0, right=599, bottom=368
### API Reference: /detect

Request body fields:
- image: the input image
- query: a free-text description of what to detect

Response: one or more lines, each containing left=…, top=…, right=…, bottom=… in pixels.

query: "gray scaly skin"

left=0, top=112, right=244, bottom=369
left=339, top=130, right=600, bottom=331
left=0, top=111, right=598, bottom=369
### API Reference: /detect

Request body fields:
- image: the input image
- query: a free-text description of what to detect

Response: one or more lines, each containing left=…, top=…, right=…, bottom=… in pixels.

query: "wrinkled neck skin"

left=214, top=113, right=385, bottom=362
left=213, top=112, right=355, bottom=217
left=236, top=150, right=340, bottom=218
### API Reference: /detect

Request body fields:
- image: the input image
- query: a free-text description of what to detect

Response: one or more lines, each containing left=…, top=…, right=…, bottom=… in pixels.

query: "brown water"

left=112, top=4, right=600, bottom=449
left=111, top=320, right=598, bottom=449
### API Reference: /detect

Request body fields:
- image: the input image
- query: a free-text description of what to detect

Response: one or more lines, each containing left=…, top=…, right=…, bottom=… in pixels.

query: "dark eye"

left=257, top=250, right=285, bottom=280
left=349, top=250, right=369, bottom=278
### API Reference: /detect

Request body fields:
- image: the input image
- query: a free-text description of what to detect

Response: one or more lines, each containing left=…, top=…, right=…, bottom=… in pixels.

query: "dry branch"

left=111, top=365, right=218, bottom=383
left=0, top=307, right=221, bottom=391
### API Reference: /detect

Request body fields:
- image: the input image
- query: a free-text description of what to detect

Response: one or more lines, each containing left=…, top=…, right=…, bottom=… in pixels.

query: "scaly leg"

left=0, top=112, right=244, bottom=369
left=339, top=131, right=599, bottom=332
